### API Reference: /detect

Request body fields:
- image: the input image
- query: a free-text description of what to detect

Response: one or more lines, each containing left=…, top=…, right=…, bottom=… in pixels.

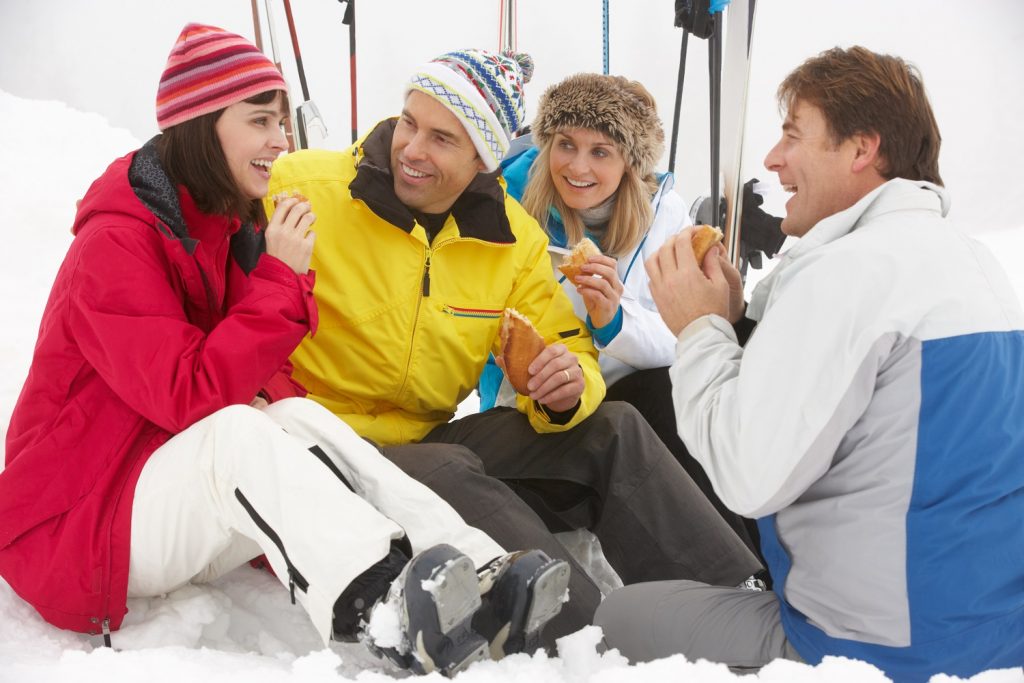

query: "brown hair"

left=523, top=75, right=662, bottom=256
left=157, top=89, right=288, bottom=225
left=777, top=46, right=942, bottom=185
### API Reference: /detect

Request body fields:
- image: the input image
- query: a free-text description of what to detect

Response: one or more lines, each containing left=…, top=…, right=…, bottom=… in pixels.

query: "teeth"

left=566, top=177, right=595, bottom=188
left=403, top=164, right=428, bottom=178
left=251, top=160, right=273, bottom=169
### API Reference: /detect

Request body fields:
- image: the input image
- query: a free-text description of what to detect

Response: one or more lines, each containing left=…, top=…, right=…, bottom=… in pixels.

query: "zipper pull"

left=102, top=617, right=112, bottom=648
left=422, top=252, right=431, bottom=297
left=289, top=571, right=297, bottom=604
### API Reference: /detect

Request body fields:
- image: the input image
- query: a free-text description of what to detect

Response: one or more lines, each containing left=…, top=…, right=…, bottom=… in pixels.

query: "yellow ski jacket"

left=266, top=119, right=604, bottom=445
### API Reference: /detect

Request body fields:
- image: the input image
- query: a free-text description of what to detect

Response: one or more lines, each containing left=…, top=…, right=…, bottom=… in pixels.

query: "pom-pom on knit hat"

left=156, top=23, right=287, bottom=131
left=406, top=48, right=534, bottom=171
left=532, top=73, right=665, bottom=179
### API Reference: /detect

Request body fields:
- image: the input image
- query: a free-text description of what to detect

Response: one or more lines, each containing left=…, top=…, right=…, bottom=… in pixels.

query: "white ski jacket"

left=671, top=178, right=1024, bottom=679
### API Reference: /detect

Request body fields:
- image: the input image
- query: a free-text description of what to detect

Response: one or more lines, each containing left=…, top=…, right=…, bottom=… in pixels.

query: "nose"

left=403, top=130, right=428, bottom=161
left=566, top=152, right=588, bottom=175
left=270, top=124, right=289, bottom=153
left=764, top=138, right=783, bottom=172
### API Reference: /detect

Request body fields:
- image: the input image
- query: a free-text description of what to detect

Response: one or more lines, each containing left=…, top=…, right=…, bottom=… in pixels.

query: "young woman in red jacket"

left=0, top=24, right=567, bottom=677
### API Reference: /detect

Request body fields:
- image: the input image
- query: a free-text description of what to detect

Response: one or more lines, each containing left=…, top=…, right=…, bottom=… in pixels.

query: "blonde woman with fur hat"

left=481, top=73, right=761, bottom=556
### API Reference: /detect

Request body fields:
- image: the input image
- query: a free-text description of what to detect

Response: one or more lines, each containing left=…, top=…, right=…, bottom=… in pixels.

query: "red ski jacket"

left=0, top=139, right=316, bottom=637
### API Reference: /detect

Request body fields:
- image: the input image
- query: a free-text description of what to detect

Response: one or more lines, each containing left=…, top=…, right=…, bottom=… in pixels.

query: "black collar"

left=349, top=119, right=516, bottom=245
left=129, top=135, right=263, bottom=273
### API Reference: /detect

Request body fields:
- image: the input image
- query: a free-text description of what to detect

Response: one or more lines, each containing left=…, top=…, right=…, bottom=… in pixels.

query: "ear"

left=475, top=156, right=488, bottom=173
left=850, top=131, right=882, bottom=174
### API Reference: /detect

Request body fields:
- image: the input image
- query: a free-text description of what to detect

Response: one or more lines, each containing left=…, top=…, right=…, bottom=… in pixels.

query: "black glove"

left=674, top=0, right=714, bottom=38
left=740, top=178, right=786, bottom=261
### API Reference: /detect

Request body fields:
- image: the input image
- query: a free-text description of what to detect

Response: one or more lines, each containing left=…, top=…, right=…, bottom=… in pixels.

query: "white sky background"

left=1, top=0, right=1023, bottom=233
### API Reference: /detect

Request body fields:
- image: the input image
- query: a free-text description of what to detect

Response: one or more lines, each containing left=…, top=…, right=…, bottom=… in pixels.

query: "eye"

left=253, top=117, right=268, bottom=126
left=557, top=139, right=574, bottom=150
left=592, top=148, right=608, bottom=159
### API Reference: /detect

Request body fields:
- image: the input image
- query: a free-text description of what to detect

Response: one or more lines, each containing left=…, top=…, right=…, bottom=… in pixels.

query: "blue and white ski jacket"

left=671, top=178, right=1024, bottom=681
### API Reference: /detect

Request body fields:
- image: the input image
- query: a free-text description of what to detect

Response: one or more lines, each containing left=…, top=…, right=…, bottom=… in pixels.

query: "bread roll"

left=557, top=239, right=602, bottom=280
left=500, top=308, right=547, bottom=395
left=272, top=191, right=309, bottom=207
left=691, top=225, right=724, bottom=264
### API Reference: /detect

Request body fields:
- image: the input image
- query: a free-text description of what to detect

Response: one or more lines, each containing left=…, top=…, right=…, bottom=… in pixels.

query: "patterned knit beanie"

left=156, top=23, right=287, bottom=131
left=533, top=73, right=665, bottom=179
left=406, top=49, right=534, bottom=172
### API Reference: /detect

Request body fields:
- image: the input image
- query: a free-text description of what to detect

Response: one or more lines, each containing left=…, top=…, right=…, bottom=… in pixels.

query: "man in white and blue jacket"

left=595, top=46, right=1024, bottom=682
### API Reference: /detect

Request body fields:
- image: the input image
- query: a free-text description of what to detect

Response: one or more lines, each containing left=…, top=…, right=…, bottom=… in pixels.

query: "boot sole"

left=407, top=548, right=489, bottom=676
left=524, top=559, right=570, bottom=637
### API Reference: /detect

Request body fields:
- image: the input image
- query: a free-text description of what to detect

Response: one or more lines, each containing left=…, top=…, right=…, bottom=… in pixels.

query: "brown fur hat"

left=532, top=73, right=665, bottom=178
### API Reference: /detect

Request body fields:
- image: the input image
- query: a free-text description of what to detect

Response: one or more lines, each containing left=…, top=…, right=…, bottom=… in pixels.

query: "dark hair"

left=777, top=46, right=942, bottom=186
left=157, top=89, right=288, bottom=225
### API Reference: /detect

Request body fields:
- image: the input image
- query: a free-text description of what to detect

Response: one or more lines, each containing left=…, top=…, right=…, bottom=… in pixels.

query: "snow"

left=1, top=1, right=1024, bottom=680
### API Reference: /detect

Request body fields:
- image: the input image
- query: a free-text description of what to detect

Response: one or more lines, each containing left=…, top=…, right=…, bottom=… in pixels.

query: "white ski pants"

left=127, top=397, right=504, bottom=644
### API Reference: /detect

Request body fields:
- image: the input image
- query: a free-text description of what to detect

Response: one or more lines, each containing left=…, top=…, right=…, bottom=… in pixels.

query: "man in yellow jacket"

left=267, top=48, right=762, bottom=647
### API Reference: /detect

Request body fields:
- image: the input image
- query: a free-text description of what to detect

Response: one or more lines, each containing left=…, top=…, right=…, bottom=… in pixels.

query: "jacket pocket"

left=234, top=489, right=309, bottom=603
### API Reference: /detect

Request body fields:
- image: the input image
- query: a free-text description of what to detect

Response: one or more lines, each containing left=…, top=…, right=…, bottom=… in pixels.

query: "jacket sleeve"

left=502, top=217, right=605, bottom=433
left=669, top=252, right=886, bottom=517
left=68, top=225, right=315, bottom=433
left=596, top=189, right=690, bottom=369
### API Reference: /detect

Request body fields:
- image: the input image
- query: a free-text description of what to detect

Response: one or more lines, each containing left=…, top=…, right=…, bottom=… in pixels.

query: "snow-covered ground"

left=1, top=83, right=1023, bottom=683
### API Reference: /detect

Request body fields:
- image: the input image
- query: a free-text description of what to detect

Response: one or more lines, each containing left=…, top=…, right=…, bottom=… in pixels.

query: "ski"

left=719, top=0, right=757, bottom=266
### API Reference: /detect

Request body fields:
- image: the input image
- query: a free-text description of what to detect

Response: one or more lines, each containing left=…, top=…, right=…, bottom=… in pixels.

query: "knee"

left=205, top=403, right=276, bottom=437
left=386, top=443, right=485, bottom=482
left=261, top=396, right=333, bottom=424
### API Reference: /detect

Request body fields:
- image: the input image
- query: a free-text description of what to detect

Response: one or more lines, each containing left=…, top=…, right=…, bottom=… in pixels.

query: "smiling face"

left=763, top=99, right=874, bottom=238
left=390, top=90, right=486, bottom=215
left=548, top=128, right=628, bottom=211
left=214, top=91, right=289, bottom=200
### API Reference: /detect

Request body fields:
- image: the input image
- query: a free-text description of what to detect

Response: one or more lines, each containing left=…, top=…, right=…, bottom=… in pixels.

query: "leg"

left=130, top=404, right=441, bottom=645
left=594, top=580, right=802, bottom=669
left=381, top=441, right=602, bottom=646
left=429, top=404, right=763, bottom=588
left=261, top=398, right=503, bottom=566
left=606, top=368, right=762, bottom=558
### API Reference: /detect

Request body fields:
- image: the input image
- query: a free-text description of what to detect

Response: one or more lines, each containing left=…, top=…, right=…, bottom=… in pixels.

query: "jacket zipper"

left=234, top=489, right=310, bottom=604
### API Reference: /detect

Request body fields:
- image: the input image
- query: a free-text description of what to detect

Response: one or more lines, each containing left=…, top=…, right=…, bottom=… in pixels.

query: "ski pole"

left=667, top=29, right=688, bottom=174
left=250, top=0, right=263, bottom=52
left=282, top=0, right=311, bottom=149
left=339, top=0, right=358, bottom=144
left=668, top=0, right=713, bottom=175
left=602, top=0, right=610, bottom=75
left=499, top=0, right=517, bottom=53
left=261, top=0, right=296, bottom=152
left=709, top=13, right=722, bottom=232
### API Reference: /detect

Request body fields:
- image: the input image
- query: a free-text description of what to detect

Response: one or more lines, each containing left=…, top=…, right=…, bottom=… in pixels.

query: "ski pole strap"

left=602, top=0, right=610, bottom=74
left=674, top=0, right=714, bottom=38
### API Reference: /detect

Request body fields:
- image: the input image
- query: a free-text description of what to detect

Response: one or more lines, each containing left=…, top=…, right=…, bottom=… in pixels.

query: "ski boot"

left=362, top=543, right=489, bottom=677
left=472, top=549, right=571, bottom=659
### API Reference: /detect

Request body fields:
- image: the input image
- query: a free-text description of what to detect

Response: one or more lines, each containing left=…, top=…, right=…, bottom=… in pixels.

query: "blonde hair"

left=521, top=135, right=659, bottom=258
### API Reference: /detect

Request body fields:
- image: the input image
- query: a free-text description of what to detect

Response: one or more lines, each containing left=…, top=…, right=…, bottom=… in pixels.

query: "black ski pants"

left=605, top=367, right=764, bottom=563
left=381, top=401, right=762, bottom=647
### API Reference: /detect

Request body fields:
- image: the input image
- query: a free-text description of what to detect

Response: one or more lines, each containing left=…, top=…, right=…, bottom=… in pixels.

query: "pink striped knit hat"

left=156, top=23, right=286, bottom=131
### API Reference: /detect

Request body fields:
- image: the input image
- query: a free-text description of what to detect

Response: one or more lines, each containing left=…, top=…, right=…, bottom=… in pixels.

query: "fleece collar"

left=349, top=118, right=515, bottom=244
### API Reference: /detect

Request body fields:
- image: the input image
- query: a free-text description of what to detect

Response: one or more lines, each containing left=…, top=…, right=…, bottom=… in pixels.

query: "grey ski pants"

left=594, top=580, right=803, bottom=670
left=381, top=402, right=763, bottom=648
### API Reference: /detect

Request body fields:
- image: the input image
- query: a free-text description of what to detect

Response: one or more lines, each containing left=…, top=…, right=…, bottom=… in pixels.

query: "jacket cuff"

left=586, top=306, right=624, bottom=348
left=255, top=255, right=318, bottom=336
left=535, top=399, right=581, bottom=425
